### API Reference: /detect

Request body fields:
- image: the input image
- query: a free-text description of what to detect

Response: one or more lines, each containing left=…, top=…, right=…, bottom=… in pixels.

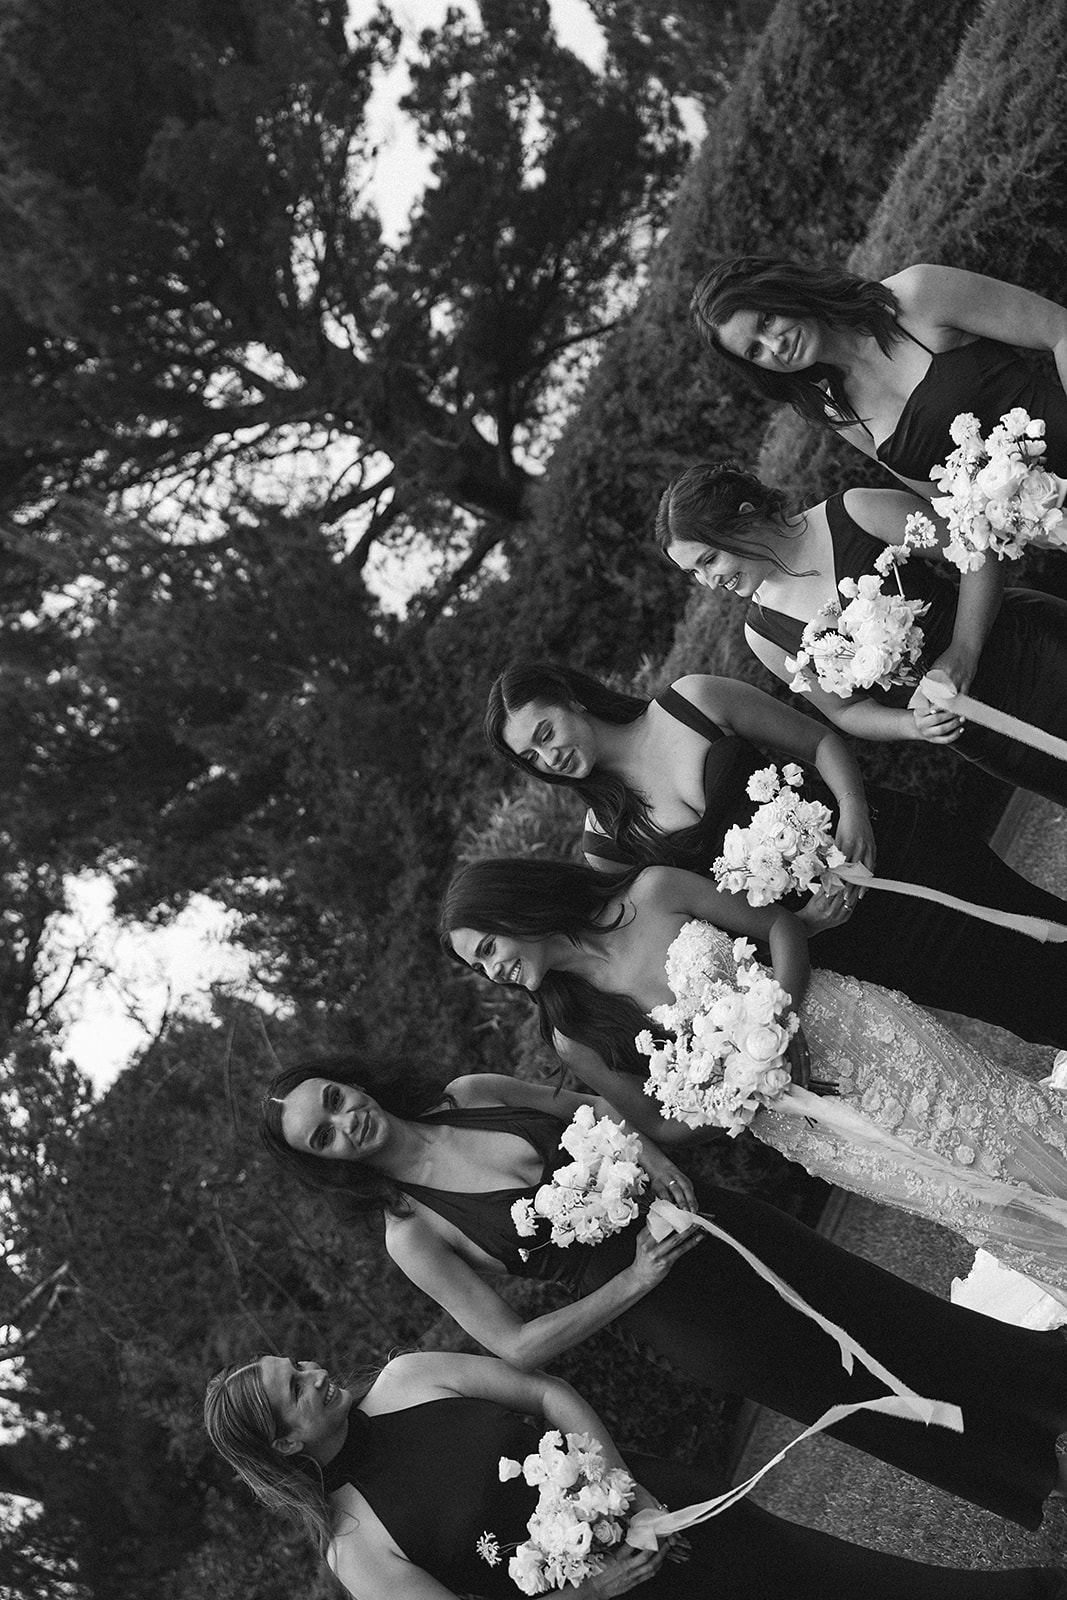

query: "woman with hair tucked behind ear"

left=484, top=658, right=1067, bottom=1050
left=690, top=256, right=1067, bottom=497
left=204, top=1347, right=1067, bottom=1598
left=441, top=855, right=1067, bottom=1299
left=263, top=1051, right=1067, bottom=1529
left=655, top=460, right=1067, bottom=808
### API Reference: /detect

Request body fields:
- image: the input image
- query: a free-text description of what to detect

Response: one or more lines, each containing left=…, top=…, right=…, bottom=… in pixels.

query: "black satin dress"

left=876, top=336, right=1067, bottom=484
left=397, top=1103, right=1067, bottom=1529
left=583, top=680, right=1067, bottom=1049
left=324, top=1395, right=1067, bottom=1597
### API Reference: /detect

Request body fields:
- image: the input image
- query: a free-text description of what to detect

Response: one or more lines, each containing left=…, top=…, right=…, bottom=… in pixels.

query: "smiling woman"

left=655, top=461, right=1067, bottom=809
left=258, top=1045, right=1067, bottom=1530
left=691, top=256, right=1067, bottom=497
left=205, top=1349, right=1067, bottom=1599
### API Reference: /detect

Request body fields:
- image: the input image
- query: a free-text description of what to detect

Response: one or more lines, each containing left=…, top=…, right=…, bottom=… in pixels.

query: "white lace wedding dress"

left=697, top=925, right=1067, bottom=1301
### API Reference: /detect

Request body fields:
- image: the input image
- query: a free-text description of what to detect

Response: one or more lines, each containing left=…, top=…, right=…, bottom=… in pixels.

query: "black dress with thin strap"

left=585, top=683, right=1067, bottom=1049
left=398, top=1104, right=1067, bottom=1529
left=746, top=491, right=1067, bottom=808
left=324, top=1395, right=1067, bottom=1598
left=582, top=687, right=767, bottom=870
left=877, top=335, right=1067, bottom=484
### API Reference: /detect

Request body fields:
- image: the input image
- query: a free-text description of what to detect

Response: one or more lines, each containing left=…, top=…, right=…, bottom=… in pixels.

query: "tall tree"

left=0, top=0, right=685, bottom=577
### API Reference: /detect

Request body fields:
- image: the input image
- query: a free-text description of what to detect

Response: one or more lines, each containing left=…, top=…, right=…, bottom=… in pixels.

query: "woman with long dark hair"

left=690, top=256, right=1067, bottom=496
left=656, top=461, right=1067, bottom=799
left=441, top=856, right=1067, bottom=1295
left=263, top=997, right=1067, bottom=1529
left=484, top=658, right=1067, bottom=1050
left=204, top=1347, right=1067, bottom=1597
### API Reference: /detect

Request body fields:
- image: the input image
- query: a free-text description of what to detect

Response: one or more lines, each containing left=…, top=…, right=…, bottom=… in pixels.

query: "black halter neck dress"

left=394, top=1103, right=1067, bottom=1528
left=323, top=1393, right=1067, bottom=1597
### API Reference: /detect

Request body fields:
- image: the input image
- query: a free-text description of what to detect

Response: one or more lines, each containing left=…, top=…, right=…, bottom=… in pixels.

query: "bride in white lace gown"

left=443, top=857, right=1067, bottom=1302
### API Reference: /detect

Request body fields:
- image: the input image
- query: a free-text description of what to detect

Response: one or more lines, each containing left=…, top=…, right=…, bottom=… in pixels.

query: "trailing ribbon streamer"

left=629, top=1198, right=964, bottom=1551
left=645, top=1198, right=963, bottom=1410
left=624, top=1394, right=963, bottom=1551
left=829, top=860, right=1067, bottom=944
left=919, top=670, right=1067, bottom=766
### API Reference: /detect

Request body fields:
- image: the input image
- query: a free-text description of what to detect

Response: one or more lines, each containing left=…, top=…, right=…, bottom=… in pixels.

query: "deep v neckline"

left=405, top=1110, right=553, bottom=1198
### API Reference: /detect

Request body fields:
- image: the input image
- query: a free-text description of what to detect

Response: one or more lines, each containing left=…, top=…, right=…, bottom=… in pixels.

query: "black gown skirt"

left=326, top=1395, right=1067, bottom=1598
left=404, top=1107, right=1067, bottom=1530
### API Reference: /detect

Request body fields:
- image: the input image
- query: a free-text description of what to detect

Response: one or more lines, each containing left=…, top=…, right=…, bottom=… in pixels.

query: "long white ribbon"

left=625, top=1395, right=958, bottom=1550
left=627, top=1197, right=963, bottom=1550
left=828, top=860, right=1067, bottom=944
left=644, top=1198, right=963, bottom=1406
left=919, top=669, right=1067, bottom=766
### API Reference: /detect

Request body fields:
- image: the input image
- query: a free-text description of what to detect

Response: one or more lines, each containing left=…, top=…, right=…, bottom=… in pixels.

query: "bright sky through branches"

left=347, top=0, right=609, bottom=242
left=42, top=0, right=658, bottom=1094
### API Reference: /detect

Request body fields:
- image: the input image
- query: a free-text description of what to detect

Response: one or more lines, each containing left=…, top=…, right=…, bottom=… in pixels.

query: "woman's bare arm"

left=672, top=675, right=873, bottom=870
left=892, top=263, right=1067, bottom=396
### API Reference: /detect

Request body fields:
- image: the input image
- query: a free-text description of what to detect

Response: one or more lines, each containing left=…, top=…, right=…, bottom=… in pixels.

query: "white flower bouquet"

left=478, top=1430, right=635, bottom=1593
left=785, top=518, right=936, bottom=698
left=511, top=1105, right=648, bottom=1252
left=636, top=924, right=798, bottom=1136
left=713, top=764, right=845, bottom=906
left=927, top=408, right=1067, bottom=571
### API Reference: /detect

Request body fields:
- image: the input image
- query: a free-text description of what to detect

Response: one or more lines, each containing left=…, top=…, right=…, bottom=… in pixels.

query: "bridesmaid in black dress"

left=657, top=463, right=1067, bottom=807
left=261, top=1061, right=1067, bottom=1529
left=484, top=661, right=1067, bottom=1049
left=690, top=256, right=1067, bottom=498
left=205, top=1347, right=1067, bottom=1597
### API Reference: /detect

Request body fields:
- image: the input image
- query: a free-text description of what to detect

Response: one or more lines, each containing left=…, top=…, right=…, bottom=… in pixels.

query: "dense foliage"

left=5, top=0, right=1067, bottom=1593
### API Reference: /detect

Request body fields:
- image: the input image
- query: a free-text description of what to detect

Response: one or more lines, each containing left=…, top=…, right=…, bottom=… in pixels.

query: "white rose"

left=1017, top=468, right=1064, bottom=518
left=849, top=642, right=890, bottom=684
left=974, top=456, right=1027, bottom=501
left=743, top=1022, right=789, bottom=1062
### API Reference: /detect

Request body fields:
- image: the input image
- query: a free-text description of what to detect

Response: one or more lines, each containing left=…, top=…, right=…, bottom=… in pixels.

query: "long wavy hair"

left=204, top=1356, right=335, bottom=1553
left=260, top=1055, right=452, bottom=1221
left=656, top=459, right=814, bottom=578
left=690, top=255, right=903, bottom=430
left=440, top=858, right=652, bottom=1077
left=484, top=660, right=675, bottom=865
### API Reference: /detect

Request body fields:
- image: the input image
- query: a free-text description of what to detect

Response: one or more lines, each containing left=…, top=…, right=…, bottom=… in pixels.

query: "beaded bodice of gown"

left=689, top=922, right=1067, bottom=1293
left=875, top=336, right=1067, bottom=482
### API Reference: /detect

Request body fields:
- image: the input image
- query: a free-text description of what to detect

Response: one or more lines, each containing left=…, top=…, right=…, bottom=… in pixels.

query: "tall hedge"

left=763, top=0, right=1067, bottom=512
left=484, top=0, right=979, bottom=676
